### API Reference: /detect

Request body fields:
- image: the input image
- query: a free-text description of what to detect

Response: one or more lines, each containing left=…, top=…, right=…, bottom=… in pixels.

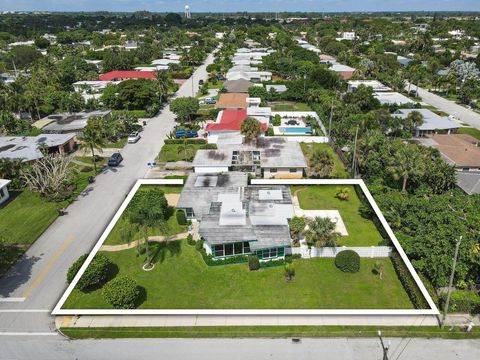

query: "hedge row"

left=390, top=252, right=429, bottom=309
left=164, top=138, right=206, bottom=145
left=440, top=290, right=480, bottom=314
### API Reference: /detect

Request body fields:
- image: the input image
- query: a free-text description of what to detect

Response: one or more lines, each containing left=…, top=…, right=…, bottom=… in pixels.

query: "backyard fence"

left=280, top=136, right=329, bottom=143
left=288, top=246, right=393, bottom=258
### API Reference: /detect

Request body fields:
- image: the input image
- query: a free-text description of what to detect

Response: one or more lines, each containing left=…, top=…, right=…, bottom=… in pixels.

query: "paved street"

left=406, top=83, right=480, bottom=130
left=0, top=52, right=215, bottom=334
left=1, top=337, right=479, bottom=360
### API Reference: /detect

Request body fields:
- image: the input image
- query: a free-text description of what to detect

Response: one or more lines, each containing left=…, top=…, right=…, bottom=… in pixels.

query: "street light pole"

left=441, top=236, right=462, bottom=328
left=377, top=331, right=390, bottom=360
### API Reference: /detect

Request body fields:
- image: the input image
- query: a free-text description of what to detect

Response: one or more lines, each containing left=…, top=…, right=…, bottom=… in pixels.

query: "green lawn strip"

left=291, top=185, right=385, bottom=247
left=103, top=137, right=128, bottom=149
left=74, top=156, right=107, bottom=168
left=300, top=143, right=349, bottom=179
left=458, top=127, right=480, bottom=140
left=157, top=143, right=215, bottom=163
left=270, top=101, right=312, bottom=111
left=62, top=240, right=412, bottom=309
left=60, top=325, right=480, bottom=339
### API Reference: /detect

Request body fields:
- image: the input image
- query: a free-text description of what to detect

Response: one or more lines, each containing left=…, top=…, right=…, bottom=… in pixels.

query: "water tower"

left=184, top=5, right=191, bottom=19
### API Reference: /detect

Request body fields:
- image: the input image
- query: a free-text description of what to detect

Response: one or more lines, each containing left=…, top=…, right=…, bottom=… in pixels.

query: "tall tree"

left=240, top=117, right=261, bottom=143
left=79, top=117, right=105, bottom=174
left=387, top=144, right=426, bottom=192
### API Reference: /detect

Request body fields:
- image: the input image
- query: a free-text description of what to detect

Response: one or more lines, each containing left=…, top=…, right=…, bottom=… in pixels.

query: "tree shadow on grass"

left=135, top=285, right=147, bottom=308
left=151, top=240, right=182, bottom=265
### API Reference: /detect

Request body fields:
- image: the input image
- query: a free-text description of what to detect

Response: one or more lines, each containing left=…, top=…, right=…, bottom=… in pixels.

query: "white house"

left=347, top=80, right=391, bottom=93
left=0, top=179, right=11, bottom=205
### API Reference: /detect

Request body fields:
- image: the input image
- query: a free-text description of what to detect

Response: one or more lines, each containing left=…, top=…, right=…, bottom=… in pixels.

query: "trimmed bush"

left=164, top=138, right=206, bottom=145
left=67, top=254, right=88, bottom=284
left=77, top=253, right=113, bottom=291
left=176, top=209, right=187, bottom=225
left=195, top=239, right=204, bottom=251
left=440, top=290, right=480, bottom=314
left=390, top=252, right=429, bottom=309
left=102, top=276, right=141, bottom=309
left=248, top=255, right=260, bottom=271
left=335, top=250, right=360, bottom=273
left=186, top=234, right=195, bottom=246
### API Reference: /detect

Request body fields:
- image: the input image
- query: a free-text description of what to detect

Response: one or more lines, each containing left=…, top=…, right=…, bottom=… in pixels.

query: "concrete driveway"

left=0, top=52, right=215, bottom=333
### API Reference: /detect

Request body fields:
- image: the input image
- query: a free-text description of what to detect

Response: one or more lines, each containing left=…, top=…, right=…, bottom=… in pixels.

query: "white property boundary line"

left=52, top=178, right=438, bottom=316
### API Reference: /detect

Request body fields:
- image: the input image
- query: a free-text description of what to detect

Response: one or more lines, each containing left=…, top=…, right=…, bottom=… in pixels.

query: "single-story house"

left=266, top=84, right=287, bottom=93
left=0, top=133, right=76, bottom=162
left=226, top=70, right=272, bottom=82
left=0, top=179, right=11, bottom=206
left=417, top=134, right=480, bottom=172
left=206, top=109, right=269, bottom=135
left=215, top=93, right=248, bottom=109
left=374, top=92, right=415, bottom=106
left=151, top=58, right=180, bottom=67
left=397, top=56, right=412, bottom=67
left=193, top=135, right=307, bottom=179
left=34, top=110, right=111, bottom=137
left=394, top=109, right=460, bottom=137
left=177, top=173, right=294, bottom=260
left=99, top=71, right=156, bottom=81
left=456, top=172, right=480, bottom=195
left=329, top=64, right=356, bottom=79
left=347, top=80, right=391, bottom=93
left=223, top=79, right=254, bottom=93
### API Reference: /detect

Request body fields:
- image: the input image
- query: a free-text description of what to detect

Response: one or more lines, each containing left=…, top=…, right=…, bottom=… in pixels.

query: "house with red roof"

left=206, top=109, right=268, bottom=135
left=99, top=71, right=157, bottom=81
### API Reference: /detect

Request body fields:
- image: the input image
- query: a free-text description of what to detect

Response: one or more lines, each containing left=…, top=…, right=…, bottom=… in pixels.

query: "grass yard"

left=292, top=185, right=386, bottom=247
left=458, top=127, right=480, bottom=140
left=269, top=101, right=312, bottom=112
left=300, top=143, right=349, bottom=179
left=103, top=137, right=128, bottom=149
left=62, top=239, right=413, bottom=310
left=157, top=143, right=216, bottom=163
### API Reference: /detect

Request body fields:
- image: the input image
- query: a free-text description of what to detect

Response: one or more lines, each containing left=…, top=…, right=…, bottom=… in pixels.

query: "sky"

left=0, top=0, right=479, bottom=13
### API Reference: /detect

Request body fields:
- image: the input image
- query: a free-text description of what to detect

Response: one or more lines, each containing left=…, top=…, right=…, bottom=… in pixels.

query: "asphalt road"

left=406, top=83, right=480, bottom=130
left=1, top=337, right=479, bottom=360
left=0, top=52, right=215, bottom=333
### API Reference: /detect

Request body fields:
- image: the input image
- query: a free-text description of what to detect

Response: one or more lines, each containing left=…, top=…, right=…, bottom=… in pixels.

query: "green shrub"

left=248, top=255, right=260, bottom=271
left=271, top=114, right=281, bottom=126
left=102, top=276, right=141, bottom=309
left=390, top=252, right=429, bottom=309
left=67, top=254, right=88, bottom=284
left=80, top=166, right=94, bottom=173
left=195, top=239, right=204, bottom=251
left=176, top=210, right=187, bottom=225
left=266, top=127, right=274, bottom=136
left=164, top=138, right=206, bottom=145
left=186, top=234, right=195, bottom=246
left=440, top=290, right=480, bottom=314
left=335, top=250, right=360, bottom=273
left=284, top=264, right=295, bottom=280
left=77, top=253, right=113, bottom=291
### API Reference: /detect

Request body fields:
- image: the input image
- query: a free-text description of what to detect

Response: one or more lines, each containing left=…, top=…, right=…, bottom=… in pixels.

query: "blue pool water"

left=279, top=127, right=313, bottom=134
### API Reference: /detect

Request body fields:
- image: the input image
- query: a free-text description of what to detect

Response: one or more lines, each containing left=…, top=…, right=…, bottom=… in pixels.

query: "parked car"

left=286, top=120, right=299, bottom=126
left=216, top=74, right=226, bottom=81
left=127, top=132, right=141, bottom=143
left=175, top=130, right=199, bottom=139
left=108, top=152, right=123, bottom=166
left=205, top=97, right=217, bottom=104
left=198, top=79, right=204, bottom=85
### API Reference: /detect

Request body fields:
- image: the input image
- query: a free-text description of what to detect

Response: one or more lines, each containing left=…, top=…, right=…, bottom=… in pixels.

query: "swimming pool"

left=279, top=127, right=313, bottom=134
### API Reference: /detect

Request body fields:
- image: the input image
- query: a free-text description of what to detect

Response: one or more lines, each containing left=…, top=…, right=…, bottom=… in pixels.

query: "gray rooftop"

left=0, top=134, right=75, bottom=162
left=456, top=172, right=480, bottom=195
left=223, top=79, right=253, bottom=93
left=40, top=110, right=111, bottom=133
left=394, top=109, right=460, bottom=131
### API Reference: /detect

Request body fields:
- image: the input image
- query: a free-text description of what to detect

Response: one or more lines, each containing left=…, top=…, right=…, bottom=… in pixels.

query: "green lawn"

left=62, top=239, right=413, bottom=310
left=292, top=185, right=386, bottom=247
left=157, top=143, right=216, bottom=163
left=269, top=101, right=312, bottom=111
left=103, top=137, right=128, bottom=149
left=458, top=127, right=480, bottom=140
left=300, top=143, right=349, bottom=179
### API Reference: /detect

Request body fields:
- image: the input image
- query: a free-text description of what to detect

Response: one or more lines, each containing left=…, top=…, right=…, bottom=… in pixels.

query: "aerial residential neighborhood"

left=0, top=2, right=480, bottom=359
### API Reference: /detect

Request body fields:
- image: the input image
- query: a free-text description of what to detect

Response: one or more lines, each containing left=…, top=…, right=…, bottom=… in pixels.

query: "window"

left=269, top=168, right=277, bottom=173
left=186, top=208, right=194, bottom=218
left=278, top=247, right=285, bottom=257
left=225, top=243, right=233, bottom=256
left=243, top=242, right=251, bottom=253
left=289, top=168, right=297, bottom=173
left=214, top=245, right=224, bottom=257
left=234, top=242, right=243, bottom=255
left=270, top=248, right=277, bottom=257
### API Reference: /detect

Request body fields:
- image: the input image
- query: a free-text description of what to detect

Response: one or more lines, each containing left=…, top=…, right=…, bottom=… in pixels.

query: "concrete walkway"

left=100, top=233, right=188, bottom=252
left=405, top=83, right=480, bottom=130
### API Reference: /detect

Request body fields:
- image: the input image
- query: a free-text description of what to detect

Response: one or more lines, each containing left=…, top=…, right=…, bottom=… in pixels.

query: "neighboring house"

left=373, top=92, right=415, bottom=106
left=177, top=172, right=294, bottom=260
left=124, top=41, right=138, bottom=51
left=0, top=73, right=17, bottom=84
left=151, top=58, right=180, bottom=67
left=215, top=93, right=248, bottom=109
left=347, top=80, right=391, bottom=93
left=319, top=54, right=337, bottom=65
left=329, top=64, right=356, bottom=79
left=394, top=109, right=460, bottom=137
left=34, top=110, right=111, bottom=137
left=0, top=179, right=11, bottom=206
left=99, top=71, right=157, bottom=81
left=0, top=134, right=75, bottom=162
left=336, top=32, right=356, bottom=41
left=266, top=84, right=287, bottom=93
left=223, top=79, right=254, bottom=93
left=397, top=55, right=412, bottom=67
left=226, top=70, right=272, bottom=82
left=72, top=80, right=119, bottom=102
left=206, top=109, right=269, bottom=135
left=193, top=135, right=307, bottom=179
left=456, top=172, right=480, bottom=195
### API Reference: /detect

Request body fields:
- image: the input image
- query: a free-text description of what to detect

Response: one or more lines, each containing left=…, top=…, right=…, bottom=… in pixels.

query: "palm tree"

left=374, top=260, right=384, bottom=279
left=305, top=216, right=339, bottom=247
left=405, top=111, right=424, bottom=134
left=387, top=144, right=426, bottom=192
left=307, top=148, right=334, bottom=178
left=336, top=187, right=350, bottom=201
left=79, top=117, right=105, bottom=174
left=240, top=117, right=261, bottom=143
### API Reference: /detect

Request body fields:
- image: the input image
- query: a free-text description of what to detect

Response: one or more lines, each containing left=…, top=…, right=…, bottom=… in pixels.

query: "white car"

left=128, top=132, right=141, bottom=143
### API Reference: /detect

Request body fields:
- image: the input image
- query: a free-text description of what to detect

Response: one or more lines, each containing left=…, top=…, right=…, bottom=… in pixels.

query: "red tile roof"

left=99, top=71, right=157, bottom=81
left=206, top=109, right=268, bottom=132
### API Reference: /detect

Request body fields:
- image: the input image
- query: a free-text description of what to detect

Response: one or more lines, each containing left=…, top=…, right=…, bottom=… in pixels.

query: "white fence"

left=280, top=136, right=329, bottom=143
left=288, top=246, right=393, bottom=258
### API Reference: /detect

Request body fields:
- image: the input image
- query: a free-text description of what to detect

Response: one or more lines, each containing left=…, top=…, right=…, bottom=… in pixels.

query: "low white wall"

left=270, top=136, right=329, bottom=143
left=194, top=166, right=230, bottom=173
left=288, top=246, right=393, bottom=258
